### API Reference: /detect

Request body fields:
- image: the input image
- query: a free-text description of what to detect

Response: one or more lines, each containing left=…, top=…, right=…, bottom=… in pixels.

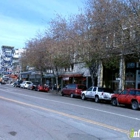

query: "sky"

left=0, top=0, right=85, bottom=49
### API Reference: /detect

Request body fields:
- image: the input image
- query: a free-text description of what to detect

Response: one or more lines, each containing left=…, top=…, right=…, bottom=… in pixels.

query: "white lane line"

left=0, top=95, right=129, bottom=135
left=0, top=88, right=140, bottom=121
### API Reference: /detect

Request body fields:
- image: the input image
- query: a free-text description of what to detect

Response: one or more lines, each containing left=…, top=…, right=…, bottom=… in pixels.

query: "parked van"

left=61, top=84, right=87, bottom=98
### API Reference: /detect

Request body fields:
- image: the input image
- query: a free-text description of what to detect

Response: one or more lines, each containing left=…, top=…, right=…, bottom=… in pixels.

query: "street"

left=0, top=85, right=140, bottom=140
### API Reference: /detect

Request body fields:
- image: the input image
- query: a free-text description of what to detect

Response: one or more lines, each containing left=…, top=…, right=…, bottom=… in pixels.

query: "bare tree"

left=22, top=37, right=51, bottom=84
left=20, top=0, right=140, bottom=90
left=46, top=15, right=74, bottom=85
left=83, top=0, right=140, bottom=90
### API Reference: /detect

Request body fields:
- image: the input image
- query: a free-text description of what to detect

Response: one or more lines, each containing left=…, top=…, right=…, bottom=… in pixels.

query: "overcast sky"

left=0, top=0, right=85, bottom=49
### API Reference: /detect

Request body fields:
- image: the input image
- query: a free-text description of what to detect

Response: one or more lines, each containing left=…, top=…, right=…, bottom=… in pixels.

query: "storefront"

left=104, top=62, right=140, bottom=91
left=59, top=72, right=92, bottom=88
left=60, top=73, right=83, bottom=86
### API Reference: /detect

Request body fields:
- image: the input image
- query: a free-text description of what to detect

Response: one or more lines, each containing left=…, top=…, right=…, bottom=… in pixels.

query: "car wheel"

left=81, top=94, right=86, bottom=100
left=111, top=98, right=117, bottom=106
left=131, top=101, right=139, bottom=110
left=95, top=96, right=99, bottom=103
left=70, top=93, right=74, bottom=98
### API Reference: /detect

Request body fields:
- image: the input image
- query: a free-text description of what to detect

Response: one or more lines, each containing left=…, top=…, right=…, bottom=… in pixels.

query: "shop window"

left=126, top=72, right=135, bottom=80
left=126, top=63, right=135, bottom=68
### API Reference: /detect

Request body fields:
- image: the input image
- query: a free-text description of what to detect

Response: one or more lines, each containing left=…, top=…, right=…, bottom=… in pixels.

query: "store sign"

left=63, top=77, right=69, bottom=81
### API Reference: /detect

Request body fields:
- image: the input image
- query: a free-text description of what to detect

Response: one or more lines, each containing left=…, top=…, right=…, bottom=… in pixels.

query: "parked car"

left=20, top=81, right=33, bottom=89
left=2, top=75, right=9, bottom=82
left=111, top=88, right=140, bottom=110
left=81, top=86, right=114, bottom=103
left=0, top=80, right=6, bottom=84
left=13, top=80, right=23, bottom=87
left=61, top=84, right=87, bottom=98
left=29, top=82, right=40, bottom=90
left=36, top=84, right=49, bottom=92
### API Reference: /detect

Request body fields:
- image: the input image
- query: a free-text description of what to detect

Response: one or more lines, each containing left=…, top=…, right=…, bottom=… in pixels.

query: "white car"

left=81, top=86, right=114, bottom=103
left=20, top=81, right=33, bottom=89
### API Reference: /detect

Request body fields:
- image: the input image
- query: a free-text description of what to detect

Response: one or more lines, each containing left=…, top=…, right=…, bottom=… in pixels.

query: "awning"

left=59, top=73, right=83, bottom=77
left=43, top=73, right=55, bottom=78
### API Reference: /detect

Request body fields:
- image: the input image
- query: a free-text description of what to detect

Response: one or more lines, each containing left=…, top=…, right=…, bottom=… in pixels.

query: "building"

left=0, top=46, right=25, bottom=81
left=0, top=46, right=14, bottom=75
left=12, top=48, right=25, bottom=75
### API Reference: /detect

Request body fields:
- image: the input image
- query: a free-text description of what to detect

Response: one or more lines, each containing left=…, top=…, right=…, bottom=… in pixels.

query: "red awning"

left=60, top=73, right=83, bottom=78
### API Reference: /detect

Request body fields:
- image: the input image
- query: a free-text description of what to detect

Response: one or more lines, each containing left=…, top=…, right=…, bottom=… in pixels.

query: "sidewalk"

left=49, top=89, right=61, bottom=95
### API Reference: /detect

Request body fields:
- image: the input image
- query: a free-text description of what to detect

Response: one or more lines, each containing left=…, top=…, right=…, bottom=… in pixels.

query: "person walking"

left=56, top=84, right=60, bottom=93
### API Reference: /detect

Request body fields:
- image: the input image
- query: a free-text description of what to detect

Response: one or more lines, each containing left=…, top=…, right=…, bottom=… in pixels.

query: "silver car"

left=20, top=81, right=33, bottom=89
left=81, top=86, right=114, bottom=103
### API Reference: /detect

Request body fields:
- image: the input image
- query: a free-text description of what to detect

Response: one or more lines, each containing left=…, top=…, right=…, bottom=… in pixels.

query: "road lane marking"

left=0, top=88, right=139, bottom=121
left=0, top=95, right=129, bottom=135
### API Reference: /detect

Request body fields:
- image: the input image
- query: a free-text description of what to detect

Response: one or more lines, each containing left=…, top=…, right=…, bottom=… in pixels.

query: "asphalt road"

left=0, top=84, right=140, bottom=140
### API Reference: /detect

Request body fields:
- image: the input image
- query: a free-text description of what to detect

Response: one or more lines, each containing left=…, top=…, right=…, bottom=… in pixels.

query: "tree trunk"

left=55, top=76, right=58, bottom=86
left=90, top=73, right=95, bottom=86
left=55, top=67, right=59, bottom=86
left=98, top=60, right=103, bottom=87
left=40, top=71, right=43, bottom=85
left=119, top=55, right=125, bottom=91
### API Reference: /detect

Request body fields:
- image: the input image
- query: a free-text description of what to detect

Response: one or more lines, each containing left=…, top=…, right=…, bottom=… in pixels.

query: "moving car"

left=20, top=81, right=33, bottom=89
left=61, top=84, right=87, bottom=98
left=81, top=86, right=114, bottom=103
left=111, top=88, right=140, bottom=110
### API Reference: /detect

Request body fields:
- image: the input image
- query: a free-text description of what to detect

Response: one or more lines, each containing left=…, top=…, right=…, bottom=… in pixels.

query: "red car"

left=37, top=85, right=49, bottom=92
left=61, top=84, right=87, bottom=98
left=111, top=88, right=140, bottom=110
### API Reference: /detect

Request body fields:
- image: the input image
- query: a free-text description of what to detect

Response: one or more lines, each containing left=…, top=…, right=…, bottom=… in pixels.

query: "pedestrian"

left=57, top=84, right=60, bottom=93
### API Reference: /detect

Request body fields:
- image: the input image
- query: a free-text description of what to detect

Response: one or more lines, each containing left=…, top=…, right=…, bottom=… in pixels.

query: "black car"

left=13, top=80, right=23, bottom=87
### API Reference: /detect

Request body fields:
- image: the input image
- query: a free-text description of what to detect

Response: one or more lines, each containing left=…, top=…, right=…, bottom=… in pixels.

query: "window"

left=87, top=87, right=92, bottom=91
left=93, top=87, right=96, bottom=91
left=136, top=91, right=140, bottom=96
left=130, top=90, right=136, bottom=95
left=121, top=90, right=127, bottom=95
left=127, top=63, right=135, bottom=68
left=67, top=84, right=71, bottom=89
left=67, top=84, right=76, bottom=89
